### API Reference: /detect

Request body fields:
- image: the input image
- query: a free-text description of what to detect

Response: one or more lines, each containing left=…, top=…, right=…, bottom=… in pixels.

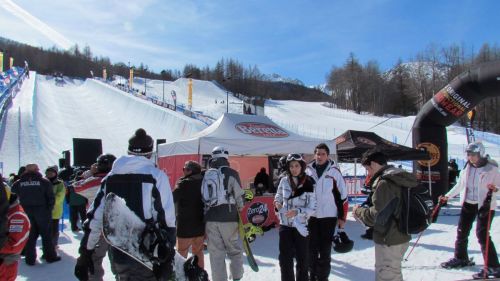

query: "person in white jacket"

left=274, top=153, right=316, bottom=281
left=305, top=143, right=347, bottom=281
left=440, top=142, right=500, bottom=279
left=75, top=128, right=176, bottom=281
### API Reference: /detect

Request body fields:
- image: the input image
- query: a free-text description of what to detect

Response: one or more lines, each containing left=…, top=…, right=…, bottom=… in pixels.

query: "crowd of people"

left=0, top=130, right=499, bottom=280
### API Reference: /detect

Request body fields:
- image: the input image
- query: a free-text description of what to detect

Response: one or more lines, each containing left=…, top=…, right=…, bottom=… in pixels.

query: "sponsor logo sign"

left=236, top=122, right=289, bottom=138
left=246, top=202, right=269, bottom=226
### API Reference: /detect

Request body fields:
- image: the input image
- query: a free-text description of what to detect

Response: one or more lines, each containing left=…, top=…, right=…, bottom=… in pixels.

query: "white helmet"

left=465, top=142, right=485, bottom=158
left=212, top=146, right=229, bottom=159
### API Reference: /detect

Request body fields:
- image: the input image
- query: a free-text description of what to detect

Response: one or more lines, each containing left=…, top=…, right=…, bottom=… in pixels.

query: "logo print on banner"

left=246, top=202, right=269, bottom=226
left=416, top=142, right=440, bottom=167
left=235, top=122, right=289, bottom=138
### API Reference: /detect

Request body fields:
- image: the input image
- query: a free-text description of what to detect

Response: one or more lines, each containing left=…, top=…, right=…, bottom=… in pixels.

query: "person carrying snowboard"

left=440, top=142, right=500, bottom=278
left=202, top=146, right=245, bottom=281
left=274, top=153, right=316, bottom=281
left=75, top=128, right=176, bottom=281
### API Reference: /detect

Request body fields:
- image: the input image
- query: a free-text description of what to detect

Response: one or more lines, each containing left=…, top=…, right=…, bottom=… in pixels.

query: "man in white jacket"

left=440, top=142, right=500, bottom=279
left=75, top=128, right=176, bottom=281
left=306, top=143, right=348, bottom=281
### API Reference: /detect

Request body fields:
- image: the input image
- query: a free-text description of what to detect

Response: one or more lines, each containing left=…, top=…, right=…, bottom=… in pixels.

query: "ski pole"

left=404, top=200, right=444, bottom=261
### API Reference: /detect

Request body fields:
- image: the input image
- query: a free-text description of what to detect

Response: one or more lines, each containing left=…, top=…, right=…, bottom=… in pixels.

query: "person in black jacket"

left=173, top=160, right=205, bottom=268
left=253, top=167, right=269, bottom=195
left=11, top=163, right=61, bottom=265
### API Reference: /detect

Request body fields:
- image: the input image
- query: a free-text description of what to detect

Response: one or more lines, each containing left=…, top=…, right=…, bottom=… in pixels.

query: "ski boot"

left=472, top=267, right=500, bottom=279
left=360, top=227, right=373, bottom=240
left=440, top=257, right=475, bottom=269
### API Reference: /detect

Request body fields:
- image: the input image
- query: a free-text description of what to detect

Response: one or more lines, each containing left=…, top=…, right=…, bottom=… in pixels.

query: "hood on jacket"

left=209, top=157, right=229, bottom=169
left=379, top=165, right=418, bottom=189
left=108, top=155, right=155, bottom=174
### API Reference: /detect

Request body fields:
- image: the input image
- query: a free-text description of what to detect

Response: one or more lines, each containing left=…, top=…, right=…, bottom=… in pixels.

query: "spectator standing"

left=173, top=160, right=205, bottom=268
left=45, top=166, right=65, bottom=247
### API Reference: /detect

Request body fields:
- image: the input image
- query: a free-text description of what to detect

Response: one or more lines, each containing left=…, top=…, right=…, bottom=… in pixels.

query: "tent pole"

left=427, top=161, right=432, bottom=199
left=354, top=158, right=358, bottom=204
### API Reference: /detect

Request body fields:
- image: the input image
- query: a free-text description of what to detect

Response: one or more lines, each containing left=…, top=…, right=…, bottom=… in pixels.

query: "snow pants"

left=24, top=207, right=57, bottom=264
left=89, top=235, right=111, bottom=281
left=308, top=217, right=337, bottom=281
left=177, top=235, right=205, bottom=269
left=206, top=221, right=244, bottom=281
left=374, top=242, right=409, bottom=281
left=279, top=225, right=309, bottom=281
left=69, top=203, right=86, bottom=231
left=0, top=260, right=18, bottom=281
left=51, top=219, right=60, bottom=247
left=455, top=202, right=499, bottom=267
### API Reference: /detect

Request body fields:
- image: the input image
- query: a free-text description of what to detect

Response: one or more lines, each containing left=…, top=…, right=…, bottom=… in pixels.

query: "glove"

left=74, top=248, right=94, bottom=281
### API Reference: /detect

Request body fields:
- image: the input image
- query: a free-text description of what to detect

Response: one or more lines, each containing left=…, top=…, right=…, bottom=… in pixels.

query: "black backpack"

left=398, top=184, right=434, bottom=235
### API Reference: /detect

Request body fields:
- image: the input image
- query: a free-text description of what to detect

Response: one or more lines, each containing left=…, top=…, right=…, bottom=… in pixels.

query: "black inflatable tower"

left=412, top=61, right=500, bottom=202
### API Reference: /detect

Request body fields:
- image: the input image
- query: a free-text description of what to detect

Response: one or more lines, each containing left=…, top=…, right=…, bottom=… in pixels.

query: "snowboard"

left=102, top=192, right=208, bottom=281
left=238, top=213, right=259, bottom=272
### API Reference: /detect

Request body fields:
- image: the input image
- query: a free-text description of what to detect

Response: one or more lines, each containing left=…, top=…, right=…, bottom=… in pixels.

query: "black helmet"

left=97, top=154, right=116, bottom=173
left=333, top=231, right=354, bottom=253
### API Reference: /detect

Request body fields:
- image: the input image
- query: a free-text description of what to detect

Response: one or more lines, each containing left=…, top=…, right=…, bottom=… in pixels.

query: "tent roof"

left=158, top=113, right=335, bottom=156
left=335, top=130, right=430, bottom=162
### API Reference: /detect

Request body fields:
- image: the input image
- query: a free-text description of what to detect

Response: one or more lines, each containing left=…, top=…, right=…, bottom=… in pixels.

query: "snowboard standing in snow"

left=103, top=192, right=209, bottom=281
left=238, top=212, right=259, bottom=272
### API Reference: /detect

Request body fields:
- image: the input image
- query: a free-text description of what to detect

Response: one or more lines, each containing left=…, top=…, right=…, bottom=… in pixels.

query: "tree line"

left=326, top=43, right=500, bottom=133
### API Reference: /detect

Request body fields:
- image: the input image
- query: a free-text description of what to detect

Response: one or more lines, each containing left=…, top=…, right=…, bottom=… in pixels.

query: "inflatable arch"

left=412, top=61, right=500, bottom=202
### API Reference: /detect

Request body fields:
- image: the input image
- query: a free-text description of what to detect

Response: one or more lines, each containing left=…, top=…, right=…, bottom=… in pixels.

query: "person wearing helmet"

left=440, top=142, right=500, bottom=278
left=274, top=153, right=316, bottom=281
left=203, top=146, right=245, bottom=281
left=305, top=143, right=347, bottom=281
left=73, top=153, right=116, bottom=281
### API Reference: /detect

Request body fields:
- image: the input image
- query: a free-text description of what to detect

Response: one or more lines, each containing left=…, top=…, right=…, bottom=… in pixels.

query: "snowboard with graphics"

left=238, top=212, right=259, bottom=272
left=102, top=192, right=208, bottom=281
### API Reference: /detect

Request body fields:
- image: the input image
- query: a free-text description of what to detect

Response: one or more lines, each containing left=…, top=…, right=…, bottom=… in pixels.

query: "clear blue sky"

left=1, top=0, right=499, bottom=85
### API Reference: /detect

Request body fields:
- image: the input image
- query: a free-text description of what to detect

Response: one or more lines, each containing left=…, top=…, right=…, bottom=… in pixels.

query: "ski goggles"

left=286, top=153, right=303, bottom=162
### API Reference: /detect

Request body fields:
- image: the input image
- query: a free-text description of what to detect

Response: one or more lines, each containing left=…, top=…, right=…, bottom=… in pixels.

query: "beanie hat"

left=211, top=146, right=229, bottom=159
left=128, top=128, right=154, bottom=155
left=45, top=165, right=59, bottom=174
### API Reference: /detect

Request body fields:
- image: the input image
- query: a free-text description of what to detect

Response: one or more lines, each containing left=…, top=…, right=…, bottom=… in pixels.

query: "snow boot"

left=360, top=227, right=373, bottom=240
left=440, top=257, right=475, bottom=269
left=472, top=267, right=500, bottom=279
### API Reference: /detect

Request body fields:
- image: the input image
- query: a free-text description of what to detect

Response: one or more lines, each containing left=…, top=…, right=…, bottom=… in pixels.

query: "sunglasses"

left=286, top=153, right=303, bottom=162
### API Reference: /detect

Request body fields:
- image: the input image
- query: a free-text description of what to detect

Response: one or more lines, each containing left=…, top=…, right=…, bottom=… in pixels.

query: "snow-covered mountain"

left=383, top=61, right=449, bottom=81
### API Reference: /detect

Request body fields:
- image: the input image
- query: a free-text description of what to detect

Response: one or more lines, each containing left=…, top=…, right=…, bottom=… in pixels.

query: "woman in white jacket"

left=274, top=153, right=316, bottom=281
left=440, top=142, right=500, bottom=279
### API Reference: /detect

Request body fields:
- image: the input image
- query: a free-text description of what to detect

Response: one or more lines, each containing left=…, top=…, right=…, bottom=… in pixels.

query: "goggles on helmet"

left=286, top=153, right=303, bottom=162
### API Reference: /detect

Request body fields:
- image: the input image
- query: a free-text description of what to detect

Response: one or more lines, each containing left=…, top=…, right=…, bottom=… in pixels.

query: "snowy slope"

left=0, top=73, right=205, bottom=173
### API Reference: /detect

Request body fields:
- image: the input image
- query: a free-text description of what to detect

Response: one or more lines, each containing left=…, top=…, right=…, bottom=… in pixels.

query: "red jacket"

left=0, top=201, right=30, bottom=256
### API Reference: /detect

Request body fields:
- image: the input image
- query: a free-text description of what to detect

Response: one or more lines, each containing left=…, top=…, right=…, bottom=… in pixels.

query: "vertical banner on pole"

left=103, top=68, right=107, bottom=80
left=9, top=57, right=14, bottom=69
left=129, top=68, right=134, bottom=89
left=0, top=52, right=3, bottom=72
left=188, top=78, right=193, bottom=110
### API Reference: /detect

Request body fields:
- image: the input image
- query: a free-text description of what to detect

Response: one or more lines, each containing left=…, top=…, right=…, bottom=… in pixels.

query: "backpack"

left=201, top=167, right=234, bottom=208
left=398, top=184, right=434, bottom=235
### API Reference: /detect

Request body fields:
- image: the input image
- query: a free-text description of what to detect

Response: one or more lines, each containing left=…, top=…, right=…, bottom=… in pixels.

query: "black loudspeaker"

left=62, top=150, right=71, bottom=168
left=73, top=138, right=103, bottom=167
left=58, top=158, right=66, bottom=169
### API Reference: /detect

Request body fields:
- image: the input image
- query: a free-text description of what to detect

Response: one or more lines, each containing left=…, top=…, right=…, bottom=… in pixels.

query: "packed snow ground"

left=15, top=198, right=500, bottom=281
left=1, top=73, right=499, bottom=281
